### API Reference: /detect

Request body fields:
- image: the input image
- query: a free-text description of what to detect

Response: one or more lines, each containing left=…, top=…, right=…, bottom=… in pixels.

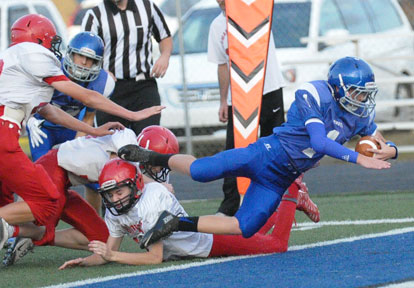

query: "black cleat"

left=3, top=237, right=34, bottom=267
left=118, top=145, right=153, bottom=163
left=140, top=211, right=179, bottom=249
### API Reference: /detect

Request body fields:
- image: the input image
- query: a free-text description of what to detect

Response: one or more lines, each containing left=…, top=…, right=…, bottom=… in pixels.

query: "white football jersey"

left=105, top=182, right=213, bottom=260
left=0, top=42, right=65, bottom=123
left=57, top=128, right=138, bottom=182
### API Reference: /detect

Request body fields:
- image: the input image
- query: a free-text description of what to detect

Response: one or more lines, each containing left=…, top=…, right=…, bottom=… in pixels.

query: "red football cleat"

left=295, top=178, right=320, bottom=223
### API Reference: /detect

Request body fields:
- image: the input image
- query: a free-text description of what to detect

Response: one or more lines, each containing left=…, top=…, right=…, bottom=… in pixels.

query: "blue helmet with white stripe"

left=63, top=32, right=104, bottom=82
left=328, top=57, right=377, bottom=118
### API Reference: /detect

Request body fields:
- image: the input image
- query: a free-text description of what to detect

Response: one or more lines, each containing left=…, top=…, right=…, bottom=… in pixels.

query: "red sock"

left=257, top=211, right=278, bottom=235
left=270, top=198, right=297, bottom=250
left=283, top=182, right=299, bottom=202
left=11, top=225, right=19, bottom=238
left=209, top=200, right=296, bottom=256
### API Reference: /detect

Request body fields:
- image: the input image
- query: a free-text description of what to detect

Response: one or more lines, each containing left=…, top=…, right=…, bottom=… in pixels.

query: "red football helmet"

left=137, top=125, right=179, bottom=182
left=10, top=14, right=62, bottom=58
left=98, top=158, right=144, bottom=216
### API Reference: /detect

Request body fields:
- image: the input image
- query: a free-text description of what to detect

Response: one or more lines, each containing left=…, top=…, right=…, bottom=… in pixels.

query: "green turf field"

left=1, top=191, right=414, bottom=288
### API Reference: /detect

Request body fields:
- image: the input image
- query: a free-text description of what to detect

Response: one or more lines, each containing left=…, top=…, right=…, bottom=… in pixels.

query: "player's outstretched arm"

left=58, top=236, right=122, bottom=269
left=306, top=121, right=391, bottom=170
left=58, top=254, right=107, bottom=270
left=89, top=239, right=164, bottom=266
left=151, top=37, right=172, bottom=78
left=38, top=104, right=124, bottom=137
left=356, top=153, right=391, bottom=169
left=51, top=80, right=165, bottom=122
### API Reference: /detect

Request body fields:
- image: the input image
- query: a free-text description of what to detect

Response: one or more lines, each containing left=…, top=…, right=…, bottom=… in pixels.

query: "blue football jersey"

left=274, top=80, right=377, bottom=172
left=39, top=58, right=115, bottom=129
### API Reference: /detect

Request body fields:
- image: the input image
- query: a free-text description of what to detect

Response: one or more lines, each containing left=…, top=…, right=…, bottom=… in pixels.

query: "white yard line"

left=292, top=218, right=414, bottom=231
left=380, top=281, right=414, bottom=288
left=43, top=223, right=414, bottom=288
left=288, top=226, right=414, bottom=251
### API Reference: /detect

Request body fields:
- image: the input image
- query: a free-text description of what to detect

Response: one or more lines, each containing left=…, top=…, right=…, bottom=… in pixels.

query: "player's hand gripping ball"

left=355, top=136, right=381, bottom=157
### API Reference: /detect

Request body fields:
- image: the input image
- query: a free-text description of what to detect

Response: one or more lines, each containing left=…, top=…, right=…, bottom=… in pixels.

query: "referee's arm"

left=151, top=36, right=172, bottom=78
left=151, top=4, right=172, bottom=78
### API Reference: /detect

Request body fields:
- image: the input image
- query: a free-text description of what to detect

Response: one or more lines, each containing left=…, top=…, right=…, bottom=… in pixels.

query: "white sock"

left=7, top=224, right=16, bottom=239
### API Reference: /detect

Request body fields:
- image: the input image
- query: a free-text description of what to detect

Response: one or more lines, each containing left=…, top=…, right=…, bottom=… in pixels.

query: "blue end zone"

left=78, top=231, right=414, bottom=288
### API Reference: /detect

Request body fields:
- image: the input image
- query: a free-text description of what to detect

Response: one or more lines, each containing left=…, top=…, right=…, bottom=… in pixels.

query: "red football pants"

left=33, top=149, right=109, bottom=246
left=209, top=198, right=296, bottom=256
left=0, top=120, right=61, bottom=228
left=59, top=189, right=109, bottom=245
left=0, top=148, right=108, bottom=246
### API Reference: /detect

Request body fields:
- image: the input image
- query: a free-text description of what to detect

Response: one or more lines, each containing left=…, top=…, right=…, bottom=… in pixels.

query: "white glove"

left=27, top=117, right=47, bottom=148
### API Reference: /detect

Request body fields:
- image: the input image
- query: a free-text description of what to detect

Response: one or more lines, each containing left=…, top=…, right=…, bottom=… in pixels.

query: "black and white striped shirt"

left=81, top=0, right=170, bottom=80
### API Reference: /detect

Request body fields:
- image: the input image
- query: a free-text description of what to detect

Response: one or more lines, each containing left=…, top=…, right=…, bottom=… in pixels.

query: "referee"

left=81, top=0, right=172, bottom=134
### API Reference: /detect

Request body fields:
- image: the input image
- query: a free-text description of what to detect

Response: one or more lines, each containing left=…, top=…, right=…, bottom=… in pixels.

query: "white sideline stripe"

left=43, top=226, right=414, bottom=288
left=380, top=281, right=414, bottom=288
left=288, top=226, right=414, bottom=251
left=292, top=218, right=414, bottom=231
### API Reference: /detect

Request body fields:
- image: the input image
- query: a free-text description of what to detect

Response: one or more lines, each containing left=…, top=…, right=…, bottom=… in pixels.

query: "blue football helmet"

left=328, top=57, right=377, bottom=118
left=63, top=32, right=104, bottom=82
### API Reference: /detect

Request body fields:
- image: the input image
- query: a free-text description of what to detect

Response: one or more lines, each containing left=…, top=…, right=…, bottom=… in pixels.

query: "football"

left=355, top=136, right=381, bottom=157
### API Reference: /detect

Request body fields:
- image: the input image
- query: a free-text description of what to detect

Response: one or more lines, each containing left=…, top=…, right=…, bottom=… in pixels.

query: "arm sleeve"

left=151, top=3, right=171, bottom=42
left=306, top=121, right=359, bottom=163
